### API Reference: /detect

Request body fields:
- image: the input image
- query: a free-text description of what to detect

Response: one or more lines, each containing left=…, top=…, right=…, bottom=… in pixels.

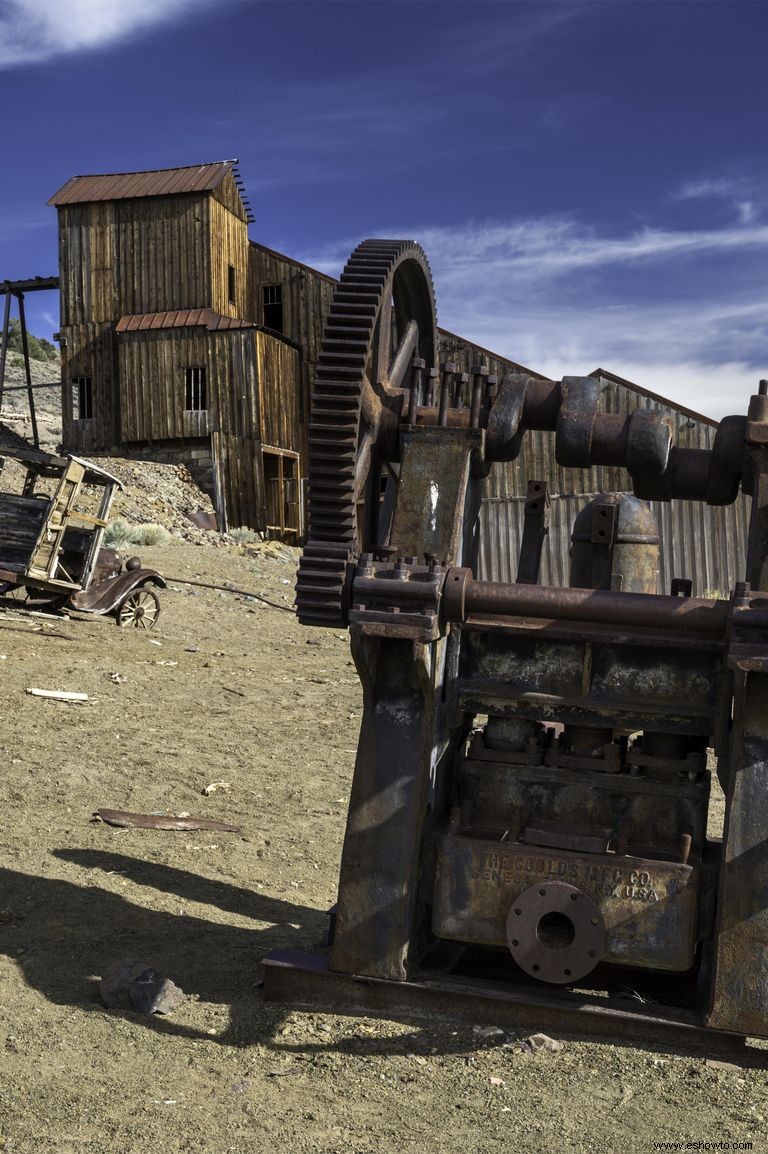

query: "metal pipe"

left=443, top=569, right=729, bottom=634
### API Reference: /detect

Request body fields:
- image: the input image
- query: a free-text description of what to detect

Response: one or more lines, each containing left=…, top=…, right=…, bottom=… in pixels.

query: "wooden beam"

left=0, top=277, right=58, bottom=294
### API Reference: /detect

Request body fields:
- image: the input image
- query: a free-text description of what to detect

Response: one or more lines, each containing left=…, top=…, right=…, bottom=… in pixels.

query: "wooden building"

left=48, top=162, right=302, bottom=537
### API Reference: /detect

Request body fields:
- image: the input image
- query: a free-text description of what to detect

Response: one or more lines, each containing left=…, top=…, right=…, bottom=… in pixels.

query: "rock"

left=472, top=1025, right=505, bottom=1039
left=526, top=1032, right=563, bottom=1053
left=99, top=959, right=186, bottom=1015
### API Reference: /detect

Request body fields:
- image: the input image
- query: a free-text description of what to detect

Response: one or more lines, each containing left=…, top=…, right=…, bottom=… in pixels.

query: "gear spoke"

left=387, top=319, right=419, bottom=393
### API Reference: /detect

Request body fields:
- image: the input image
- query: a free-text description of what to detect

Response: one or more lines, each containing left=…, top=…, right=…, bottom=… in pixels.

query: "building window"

left=184, top=366, right=207, bottom=411
left=228, top=264, right=236, bottom=304
left=72, top=376, right=93, bottom=420
left=262, top=284, right=283, bottom=333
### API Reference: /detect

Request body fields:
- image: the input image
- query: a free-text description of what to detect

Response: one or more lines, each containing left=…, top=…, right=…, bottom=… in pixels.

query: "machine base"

left=262, top=949, right=757, bottom=1058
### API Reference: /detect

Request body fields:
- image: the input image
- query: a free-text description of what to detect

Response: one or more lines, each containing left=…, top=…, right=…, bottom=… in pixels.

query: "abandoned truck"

left=0, top=445, right=165, bottom=627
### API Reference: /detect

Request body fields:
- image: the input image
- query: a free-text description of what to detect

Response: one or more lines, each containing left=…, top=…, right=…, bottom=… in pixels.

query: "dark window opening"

left=262, top=284, right=283, bottom=333
left=228, top=264, right=236, bottom=304
left=184, top=366, right=207, bottom=412
left=72, top=376, right=93, bottom=420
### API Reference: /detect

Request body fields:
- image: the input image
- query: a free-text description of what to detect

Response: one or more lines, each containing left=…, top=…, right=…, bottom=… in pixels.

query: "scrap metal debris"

left=99, top=958, right=186, bottom=1015
left=93, top=807, right=241, bottom=833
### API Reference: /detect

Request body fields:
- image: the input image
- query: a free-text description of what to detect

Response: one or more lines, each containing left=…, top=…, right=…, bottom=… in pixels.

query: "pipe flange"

left=506, top=880, right=605, bottom=984
left=442, top=567, right=471, bottom=623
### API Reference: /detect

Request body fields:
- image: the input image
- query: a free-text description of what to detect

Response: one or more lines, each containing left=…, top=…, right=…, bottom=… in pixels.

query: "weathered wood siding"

left=209, top=196, right=249, bottom=319
left=248, top=243, right=335, bottom=462
left=57, top=203, right=117, bottom=326
left=437, top=328, right=545, bottom=386
left=118, top=327, right=213, bottom=442
left=255, top=331, right=301, bottom=454
left=60, top=322, right=117, bottom=450
left=116, top=324, right=299, bottom=533
left=211, top=431, right=264, bottom=533
left=113, top=195, right=211, bottom=316
left=212, top=172, right=248, bottom=222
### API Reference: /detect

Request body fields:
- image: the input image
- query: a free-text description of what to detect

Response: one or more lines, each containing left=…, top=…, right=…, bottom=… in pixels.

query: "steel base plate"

left=262, top=950, right=759, bottom=1057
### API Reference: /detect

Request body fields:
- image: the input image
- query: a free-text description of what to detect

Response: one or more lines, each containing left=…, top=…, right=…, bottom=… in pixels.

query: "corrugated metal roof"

left=48, top=162, right=234, bottom=206
left=116, top=309, right=255, bottom=333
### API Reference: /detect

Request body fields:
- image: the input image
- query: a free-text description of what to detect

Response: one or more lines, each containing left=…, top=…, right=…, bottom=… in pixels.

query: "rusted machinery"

left=264, top=239, right=768, bottom=1047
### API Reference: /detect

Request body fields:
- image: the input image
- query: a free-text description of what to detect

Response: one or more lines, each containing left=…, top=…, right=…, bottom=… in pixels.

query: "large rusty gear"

left=296, top=240, right=437, bottom=626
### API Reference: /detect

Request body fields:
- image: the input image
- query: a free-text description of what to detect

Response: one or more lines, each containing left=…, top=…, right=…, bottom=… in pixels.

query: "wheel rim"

left=118, top=588, right=160, bottom=629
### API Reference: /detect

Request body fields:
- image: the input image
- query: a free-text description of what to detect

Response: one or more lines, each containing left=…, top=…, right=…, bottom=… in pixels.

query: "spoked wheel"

left=116, top=587, right=161, bottom=629
left=296, top=239, right=437, bottom=627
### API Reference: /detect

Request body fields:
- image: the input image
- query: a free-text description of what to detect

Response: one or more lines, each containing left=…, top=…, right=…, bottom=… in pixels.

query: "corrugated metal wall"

left=478, top=491, right=750, bottom=596
left=477, top=373, right=750, bottom=597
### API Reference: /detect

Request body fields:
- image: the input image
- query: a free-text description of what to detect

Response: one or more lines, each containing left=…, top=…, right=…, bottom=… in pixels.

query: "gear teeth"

left=295, top=239, right=436, bottom=628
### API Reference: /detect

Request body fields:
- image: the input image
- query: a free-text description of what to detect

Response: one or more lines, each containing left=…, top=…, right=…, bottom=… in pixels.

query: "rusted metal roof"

left=116, top=309, right=255, bottom=333
left=48, top=162, right=235, bottom=206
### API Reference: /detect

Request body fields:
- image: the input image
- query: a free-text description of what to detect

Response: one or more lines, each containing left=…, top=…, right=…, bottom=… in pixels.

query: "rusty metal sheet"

left=389, top=426, right=482, bottom=567
left=48, top=162, right=233, bottom=205
left=433, top=834, right=699, bottom=972
left=116, top=310, right=256, bottom=334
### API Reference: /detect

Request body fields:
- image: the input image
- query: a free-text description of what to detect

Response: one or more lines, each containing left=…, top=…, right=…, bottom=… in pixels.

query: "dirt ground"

left=1, top=537, right=767, bottom=1154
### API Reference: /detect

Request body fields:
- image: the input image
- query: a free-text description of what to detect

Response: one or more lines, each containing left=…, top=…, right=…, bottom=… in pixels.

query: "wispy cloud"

left=676, top=177, right=746, bottom=202
left=0, top=0, right=214, bottom=69
left=302, top=216, right=768, bottom=285
left=299, top=215, right=768, bottom=419
left=674, top=174, right=763, bottom=228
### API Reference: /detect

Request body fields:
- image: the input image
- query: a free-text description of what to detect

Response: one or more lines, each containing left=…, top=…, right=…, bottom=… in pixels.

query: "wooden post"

left=0, top=290, right=11, bottom=414
left=16, top=292, right=39, bottom=449
left=278, top=452, right=285, bottom=538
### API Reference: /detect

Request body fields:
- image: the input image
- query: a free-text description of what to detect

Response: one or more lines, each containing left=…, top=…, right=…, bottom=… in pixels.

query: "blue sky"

left=0, top=0, right=766, bottom=418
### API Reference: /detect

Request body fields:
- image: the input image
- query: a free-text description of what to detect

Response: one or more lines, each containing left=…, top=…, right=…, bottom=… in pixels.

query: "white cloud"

left=674, top=175, right=763, bottom=229
left=676, top=177, right=745, bottom=202
left=302, top=216, right=768, bottom=286
left=0, top=0, right=211, bottom=68
left=298, top=215, right=768, bottom=420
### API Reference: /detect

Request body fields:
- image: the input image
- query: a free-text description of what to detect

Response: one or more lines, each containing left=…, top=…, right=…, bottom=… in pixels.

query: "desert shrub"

left=131, top=523, right=171, bottom=546
left=229, top=526, right=261, bottom=543
left=103, top=519, right=136, bottom=548
left=103, top=520, right=170, bottom=548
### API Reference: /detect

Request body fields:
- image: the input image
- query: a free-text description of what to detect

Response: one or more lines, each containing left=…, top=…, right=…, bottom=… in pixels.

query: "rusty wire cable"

left=164, top=575, right=294, bottom=613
